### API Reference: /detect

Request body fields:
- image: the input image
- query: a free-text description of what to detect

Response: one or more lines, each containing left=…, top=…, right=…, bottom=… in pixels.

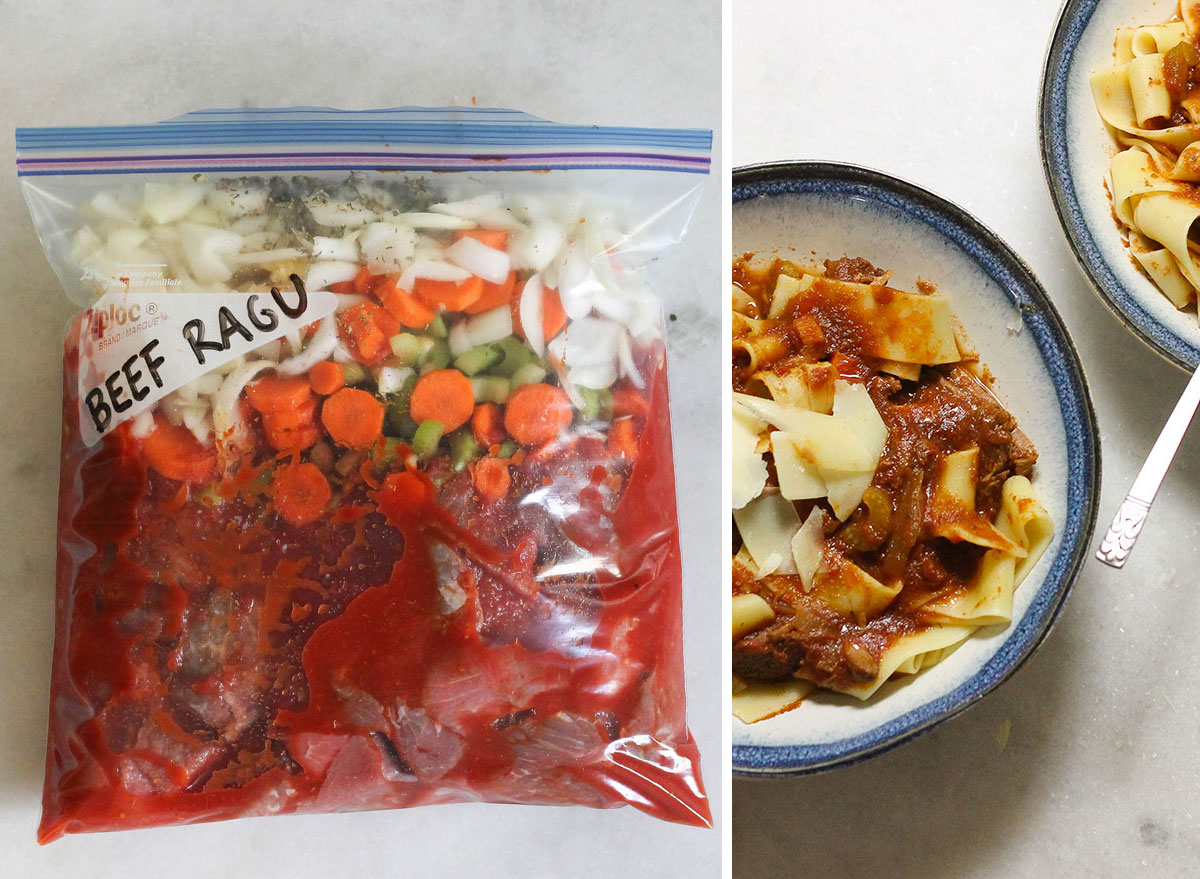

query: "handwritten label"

left=77, top=279, right=337, bottom=446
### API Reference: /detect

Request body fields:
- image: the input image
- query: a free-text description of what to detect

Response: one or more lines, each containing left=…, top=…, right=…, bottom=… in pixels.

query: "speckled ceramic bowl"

left=1041, top=0, right=1200, bottom=370
left=732, top=161, right=1100, bottom=776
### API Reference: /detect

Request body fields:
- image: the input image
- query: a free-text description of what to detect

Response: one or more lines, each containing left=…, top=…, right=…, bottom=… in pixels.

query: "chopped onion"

left=376, top=365, right=416, bottom=396
left=181, top=405, right=211, bottom=444
left=213, top=358, right=274, bottom=438
left=305, top=260, right=360, bottom=291
left=395, top=212, right=475, bottom=230
left=306, top=199, right=377, bottom=228
left=464, top=306, right=513, bottom=347
left=159, top=393, right=188, bottom=427
left=129, top=409, right=156, bottom=438
left=448, top=321, right=471, bottom=357
left=617, top=330, right=645, bottom=389
left=90, top=192, right=139, bottom=226
left=510, top=220, right=565, bottom=272
left=398, top=258, right=471, bottom=291
left=332, top=342, right=356, bottom=364
left=429, top=192, right=505, bottom=219
left=143, top=182, right=207, bottom=225
left=313, top=235, right=360, bottom=262
left=207, top=187, right=267, bottom=219
left=519, top=274, right=546, bottom=355
left=229, top=213, right=270, bottom=236
left=108, top=227, right=150, bottom=250
left=275, top=315, right=338, bottom=376
left=252, top=339, right=283, bottom=361
left=359, top=222, right=417, bottom=274
left=179, top=222, right=242, bottom=284
left=444, top=236, right=510, bottom=284
left=334, top=293, right=370, bottom=312
left=176, top=370, right=224, bottom=401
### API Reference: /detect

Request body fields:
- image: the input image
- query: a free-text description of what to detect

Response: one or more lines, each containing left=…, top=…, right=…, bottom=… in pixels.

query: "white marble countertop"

left=734, top=1, right=1200, bottom=876
left=0, top=2, right=721, bottom=877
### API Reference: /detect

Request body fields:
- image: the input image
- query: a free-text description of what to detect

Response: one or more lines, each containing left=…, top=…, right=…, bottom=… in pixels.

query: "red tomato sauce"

left=39, top=339, right=708, bottom=842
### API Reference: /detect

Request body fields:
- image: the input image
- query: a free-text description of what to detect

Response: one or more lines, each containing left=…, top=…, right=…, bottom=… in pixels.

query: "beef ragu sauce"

left=731, top=256, right=1036, bottom=692
left=43, top=338, right=706, bottom=840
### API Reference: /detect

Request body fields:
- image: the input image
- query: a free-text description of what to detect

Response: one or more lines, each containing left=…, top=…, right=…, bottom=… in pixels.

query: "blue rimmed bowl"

left=732, top=161, right=1100, bottom=776
left=1041, top=0, right=1200, bottom=370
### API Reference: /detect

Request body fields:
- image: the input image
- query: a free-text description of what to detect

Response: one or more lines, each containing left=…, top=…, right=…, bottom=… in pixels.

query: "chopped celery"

left=510, top=362, right=548, bottom=389
left=492, top=335, right=536, bottom=378
left=427, top=313, right=448, bottom=338
left=389, top=333, right=430, bottom=366
left=341, top=362, right=369, bottom=386
left=449, top=430, right=481, bottom=471
left=576, top=386, right=603, bottom=422
left=420, top=338, right=451, bottom=373
left=454, top=343, right=503, bottom=376
left=471, top=375, right=510, bottom=404
left=385, top=377, right=418, bottom=437
left=497, top=440, right=517, bottom=459
left=412, top=419, right=445, bottom=459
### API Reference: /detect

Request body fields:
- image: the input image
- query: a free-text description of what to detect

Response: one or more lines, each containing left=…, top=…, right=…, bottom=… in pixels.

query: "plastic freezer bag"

left=16, top=107, right=711, bottom=842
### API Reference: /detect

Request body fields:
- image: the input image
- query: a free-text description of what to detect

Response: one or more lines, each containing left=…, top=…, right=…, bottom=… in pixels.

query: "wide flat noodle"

left=732, top=677, right=815, bottom=723
left=923, top=475, right=1053, bottom=626
left=1092, top=66, right=1200, bottom=150
left=828, top=626, right=974, bottom=701
left=803, top=278, right=959, bottom=364
left=927, top=448, right=1026, bottom=555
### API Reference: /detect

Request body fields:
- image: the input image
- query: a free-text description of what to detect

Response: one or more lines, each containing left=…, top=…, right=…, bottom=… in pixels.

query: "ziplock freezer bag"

left=16, top=107, right=711, bottom=842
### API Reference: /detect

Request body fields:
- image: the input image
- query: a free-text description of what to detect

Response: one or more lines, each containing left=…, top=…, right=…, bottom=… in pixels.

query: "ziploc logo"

left=77, top=277, right=337, bottom=447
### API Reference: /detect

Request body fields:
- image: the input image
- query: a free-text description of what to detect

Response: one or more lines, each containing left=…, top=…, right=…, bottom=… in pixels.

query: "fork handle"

left=1095, top=496, right=1151, bottom=568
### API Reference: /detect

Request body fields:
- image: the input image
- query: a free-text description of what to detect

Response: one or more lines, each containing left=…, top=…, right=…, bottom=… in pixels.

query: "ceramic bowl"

left=1041, top=0, right=1200, bottom=370
left=732, top=160, right=1100, bottom=775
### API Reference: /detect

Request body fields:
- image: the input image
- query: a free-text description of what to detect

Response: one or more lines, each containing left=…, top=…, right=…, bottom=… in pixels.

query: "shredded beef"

left=823, top=257, right=886, bottom=284
left=732, top=623, right=807, bottom=682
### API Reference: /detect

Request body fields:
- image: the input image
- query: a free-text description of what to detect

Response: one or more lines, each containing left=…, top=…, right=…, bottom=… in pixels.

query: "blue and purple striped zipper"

left=15, top=107, right=712, bottom=177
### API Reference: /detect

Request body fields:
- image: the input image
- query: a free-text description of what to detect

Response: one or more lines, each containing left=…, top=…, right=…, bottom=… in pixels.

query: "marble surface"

left=734, top=1, right=1200, bottom=876
left=0, top=2, right=721, bottom=877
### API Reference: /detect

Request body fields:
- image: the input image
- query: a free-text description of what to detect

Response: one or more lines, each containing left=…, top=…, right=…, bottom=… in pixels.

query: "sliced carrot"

left=309, top=361, right=345, bottom=396
left=376, top=276, right=434, bottom=329
left=454, top=228, right=510, bottom=250
left=472, top=455, right=511, bottom=502
left=413, top=275, right=484, bottom=311
left=265, top=420, right=320, bottom=453
left=321, top=387, right=386, bottom=449
left=245, top=375, right=312, bottom=414
left=352, top=266, right=388, bottom=297
left=464, top=270, right=517, bottom=314
left=608, top=416, right=639, bottom=460
left=471, top=402, right=507, bottom=447
left=263, top=395, right=318, bottom=433
left=409, top=369, right=475, bottom=432
left=511, top=282, right=568, bottom=341
left=142, top=416, right=216, bottom=484
left=328, top=280, right=356, bottom=296
left=337, top=301, right=394, bottom=365
left=503, top=383, right=573, bottom=446
left=611, top=388, right=649, bottom=420
left=273, top=461, right=331, bottom=526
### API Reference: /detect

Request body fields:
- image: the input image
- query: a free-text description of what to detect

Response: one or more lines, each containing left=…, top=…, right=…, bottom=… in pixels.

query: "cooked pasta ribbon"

left=1092, top=3, right=1200, bottom=316
left=732, top=254, right=1055, bottom=720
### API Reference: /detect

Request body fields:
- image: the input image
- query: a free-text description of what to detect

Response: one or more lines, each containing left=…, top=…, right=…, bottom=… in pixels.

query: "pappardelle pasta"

left=1091, top=0, right=1200, bottom=312
left=731, top=255, right=1053, bottom=723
